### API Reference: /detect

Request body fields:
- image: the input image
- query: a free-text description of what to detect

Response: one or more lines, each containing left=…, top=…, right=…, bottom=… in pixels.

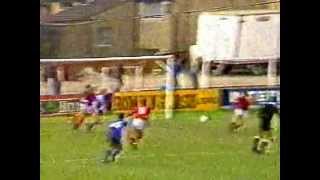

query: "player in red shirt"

left=126, top=99, right=151, bottom=149
left=132, top=103, right=150, bottom=121
left=230, top=92, right=252, bottom=132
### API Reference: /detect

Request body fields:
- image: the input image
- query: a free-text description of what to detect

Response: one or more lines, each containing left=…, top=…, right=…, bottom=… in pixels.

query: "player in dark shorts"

left=252, top=102, right=280, bottom=154
left=104, top=113, right=128, bottom=163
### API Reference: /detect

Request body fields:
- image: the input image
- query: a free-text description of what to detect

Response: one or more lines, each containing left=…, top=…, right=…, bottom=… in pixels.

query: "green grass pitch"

left=40, top=110, right=280, bottom=180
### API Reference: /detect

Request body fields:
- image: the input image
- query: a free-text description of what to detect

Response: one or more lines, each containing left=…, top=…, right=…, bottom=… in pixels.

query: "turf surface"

left=40, top=110, right=280, bottom=180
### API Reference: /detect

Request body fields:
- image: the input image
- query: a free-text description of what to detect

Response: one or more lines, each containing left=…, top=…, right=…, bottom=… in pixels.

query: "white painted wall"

left=238, top=14, right=280, bottom=59
left=196, top=12, right=280, bottom=62
left=197, top=14, right=241, bottom=61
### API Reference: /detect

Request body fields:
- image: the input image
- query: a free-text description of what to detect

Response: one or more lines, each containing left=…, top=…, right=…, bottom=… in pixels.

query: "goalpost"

left=40, top=55, right=175, bottom=119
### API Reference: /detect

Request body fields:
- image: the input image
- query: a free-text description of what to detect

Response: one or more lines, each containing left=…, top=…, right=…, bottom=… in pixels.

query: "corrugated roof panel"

left=42, top=0, right=128, bottom=23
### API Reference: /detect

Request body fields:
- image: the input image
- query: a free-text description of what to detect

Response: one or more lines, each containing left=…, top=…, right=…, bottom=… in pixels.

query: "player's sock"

left=252, top=136, right=260, bottom=153
left=265, top=139, right=272, bottom=154
left=230, top=122, right=237, bottom=132
left=86, top=123, right=94, bottom=132
left=112, top=149, right=121, bottom=161
left=114, top=152, right=121, bottom=162
left=259, top=139, right=271, bottom=154
left=103, top=150, right=112, bottom=163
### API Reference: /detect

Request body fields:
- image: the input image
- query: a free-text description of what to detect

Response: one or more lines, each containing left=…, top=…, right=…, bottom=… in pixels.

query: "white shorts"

left=234, top=109, right=248, bottom=116
left=131, top=119, right=146, bottom=130
left=80, top=103, right=87, bottom=113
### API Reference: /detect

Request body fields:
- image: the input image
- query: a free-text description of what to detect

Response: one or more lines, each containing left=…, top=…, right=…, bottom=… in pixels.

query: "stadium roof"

left=42, top=0, right=129, bottom=23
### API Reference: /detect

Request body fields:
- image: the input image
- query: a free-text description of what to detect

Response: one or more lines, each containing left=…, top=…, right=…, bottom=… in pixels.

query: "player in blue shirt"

left=103, top=113, right=128, bottom=163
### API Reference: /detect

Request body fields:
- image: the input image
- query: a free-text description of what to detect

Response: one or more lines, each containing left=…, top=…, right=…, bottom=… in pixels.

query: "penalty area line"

left=41, top=151, right=224, bottom=164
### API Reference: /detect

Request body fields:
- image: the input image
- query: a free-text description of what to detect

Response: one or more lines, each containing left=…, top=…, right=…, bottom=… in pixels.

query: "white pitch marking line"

left=41, top=152, right=224, bottom=164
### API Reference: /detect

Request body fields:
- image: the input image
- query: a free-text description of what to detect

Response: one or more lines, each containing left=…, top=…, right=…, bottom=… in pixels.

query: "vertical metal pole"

left=46, top=64, right=61, bottom=95
left=135, top=66, right=144, bottom=90
left=199, top=61, right=211, bottom=88
left=57, top=65, right=66, bottom=81
left=268, top=59, right=278, bottom=86
left=40, top=65, right=45, bottom=82
left=165, top=55, right=175, bottom=119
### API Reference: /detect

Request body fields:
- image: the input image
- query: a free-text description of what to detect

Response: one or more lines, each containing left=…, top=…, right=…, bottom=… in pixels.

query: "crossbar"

left=40, top=55, right=172, bottom=64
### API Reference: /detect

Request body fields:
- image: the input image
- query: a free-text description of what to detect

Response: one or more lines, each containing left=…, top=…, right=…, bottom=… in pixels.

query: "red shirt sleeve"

left=131, top=107, right=138, bottom=117
left=132, top=107, right=138, bottom=113
left=133, top=107, right=151, bottom=120
left=142, top=107, right=151, bottom=120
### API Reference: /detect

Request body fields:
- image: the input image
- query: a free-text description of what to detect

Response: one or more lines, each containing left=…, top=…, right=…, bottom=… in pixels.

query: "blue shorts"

left=107, top=131, right=121, bottom=145
left=110, top=137, right=121, bottom=145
